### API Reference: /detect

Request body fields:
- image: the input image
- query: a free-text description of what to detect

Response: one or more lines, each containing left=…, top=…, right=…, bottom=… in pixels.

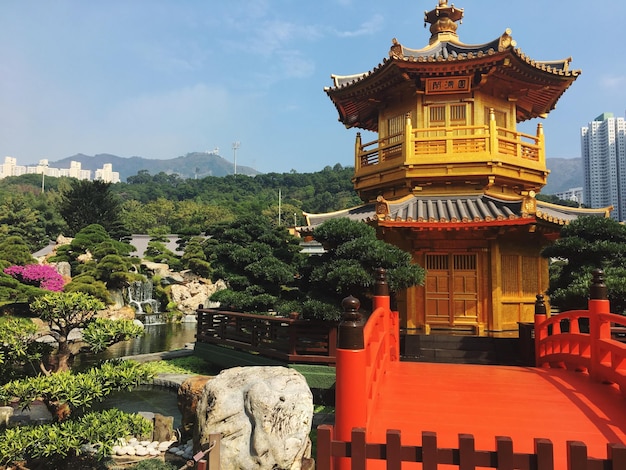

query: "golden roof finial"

left=424, top=1, right=464, bottom=44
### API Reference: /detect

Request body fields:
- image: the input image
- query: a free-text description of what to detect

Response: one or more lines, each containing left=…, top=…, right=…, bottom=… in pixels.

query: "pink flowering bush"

left=4, top=264, right=65, bottom=292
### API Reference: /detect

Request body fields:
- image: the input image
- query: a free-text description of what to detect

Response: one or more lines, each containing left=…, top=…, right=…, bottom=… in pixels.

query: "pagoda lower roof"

left=326, top=31, right=580, bottom=130
left=302, top=194, right=608, bottom=231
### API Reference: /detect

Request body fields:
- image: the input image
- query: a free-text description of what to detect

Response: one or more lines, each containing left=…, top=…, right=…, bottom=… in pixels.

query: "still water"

left=76, top=321, right=198, bottom=425
left=74, top=321, right=197, bottom=370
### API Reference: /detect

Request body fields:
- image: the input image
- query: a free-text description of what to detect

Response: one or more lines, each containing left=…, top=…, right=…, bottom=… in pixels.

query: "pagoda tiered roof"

left=326, top=7, right=580, bottom=131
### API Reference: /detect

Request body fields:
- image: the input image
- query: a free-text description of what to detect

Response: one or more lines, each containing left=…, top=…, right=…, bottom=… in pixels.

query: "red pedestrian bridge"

left=317, top=269, right=626, bottom=470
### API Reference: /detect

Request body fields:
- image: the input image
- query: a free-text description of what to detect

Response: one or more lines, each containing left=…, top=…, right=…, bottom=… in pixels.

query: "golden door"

left=425, top=253, right=479, bottom=328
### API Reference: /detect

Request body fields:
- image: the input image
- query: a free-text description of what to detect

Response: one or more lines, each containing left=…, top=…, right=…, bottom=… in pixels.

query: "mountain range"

left=52, top=152, right=259, bottom=181
left=45, top=152, right=582, bottom=195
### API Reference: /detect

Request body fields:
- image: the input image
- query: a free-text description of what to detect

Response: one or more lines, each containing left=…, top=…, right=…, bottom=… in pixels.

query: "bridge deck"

left=368, top=361, right=626, bottom=469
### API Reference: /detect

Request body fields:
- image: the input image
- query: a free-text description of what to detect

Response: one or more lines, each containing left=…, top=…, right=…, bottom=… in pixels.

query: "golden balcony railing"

left=355, top=119, right=545, bottom=173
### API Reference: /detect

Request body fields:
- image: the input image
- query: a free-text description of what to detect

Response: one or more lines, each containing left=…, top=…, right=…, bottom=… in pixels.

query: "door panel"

left=425, top=253, right=479, bottom=327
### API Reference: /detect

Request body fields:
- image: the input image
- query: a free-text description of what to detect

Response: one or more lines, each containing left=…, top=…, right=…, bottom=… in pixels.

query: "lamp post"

left=232, top=141, right=240, bottom=176
left=41, top=162, right=48, bottom=194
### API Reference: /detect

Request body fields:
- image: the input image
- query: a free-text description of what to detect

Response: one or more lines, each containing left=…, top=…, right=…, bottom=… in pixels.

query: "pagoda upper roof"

left=326, top=25, right=580, bottom=131
left=302, top=194, right=609, bottom=231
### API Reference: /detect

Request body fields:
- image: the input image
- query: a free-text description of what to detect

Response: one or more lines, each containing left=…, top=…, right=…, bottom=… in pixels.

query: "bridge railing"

left=195, top=308, right=338, bottom=364
left=333, top=268, right=398, bottom=470
left=316, top=426, right=626, bottom=470
left=535, top=269, right=626, bottom=396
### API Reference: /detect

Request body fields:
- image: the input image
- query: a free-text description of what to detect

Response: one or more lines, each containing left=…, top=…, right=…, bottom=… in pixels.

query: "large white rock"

left=171, top=278, right=226, bottom=314
left=196, top=366, right=313, bottom=470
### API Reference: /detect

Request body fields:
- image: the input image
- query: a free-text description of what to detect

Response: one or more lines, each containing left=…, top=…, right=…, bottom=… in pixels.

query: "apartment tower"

left=581, top=113, right=626, bottom=220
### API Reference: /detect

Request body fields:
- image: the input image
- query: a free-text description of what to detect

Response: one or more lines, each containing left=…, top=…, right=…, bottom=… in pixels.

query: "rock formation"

left=195, top=366, right=313, bottom=470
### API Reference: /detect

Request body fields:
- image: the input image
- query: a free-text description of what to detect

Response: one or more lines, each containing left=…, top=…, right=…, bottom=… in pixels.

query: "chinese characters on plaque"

left=425, top=76, right=471, bottom=94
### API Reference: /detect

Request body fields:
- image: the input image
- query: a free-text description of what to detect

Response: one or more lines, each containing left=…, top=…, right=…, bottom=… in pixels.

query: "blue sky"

left=2, top=0, right=625, bottom=174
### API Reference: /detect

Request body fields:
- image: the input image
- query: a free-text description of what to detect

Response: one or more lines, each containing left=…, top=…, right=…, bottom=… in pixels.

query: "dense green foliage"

left=0, top=317, right=51, bottom=383
left=59, top=179, right=128, bottom=239
left=82, top=318, right=145, bottom=353
left=207, top=215, right=305, bottom=314
left=0, top=166, right=360, bottom=244
left=0, top=408, right=152, bottom=466
left=301, top=218, right=426, bottom=316
left=0, top=360, right=153, bottom=420
left=50, top=224, right=140, bottom=297
left=208, top=216, right=425, bottom=320
left=542, top=216, right=626, bottom=313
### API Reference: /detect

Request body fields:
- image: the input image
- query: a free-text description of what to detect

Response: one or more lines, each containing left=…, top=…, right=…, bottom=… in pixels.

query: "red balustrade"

left=333, top=268, right=398, bottom=470
left=535, top=269, right=626, bottom=396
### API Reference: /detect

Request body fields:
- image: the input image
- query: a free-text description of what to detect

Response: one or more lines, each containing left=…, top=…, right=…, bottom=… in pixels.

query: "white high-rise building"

left=95, top=163, right=120, bottom=183
left=581, top=112, right=626, bottom=220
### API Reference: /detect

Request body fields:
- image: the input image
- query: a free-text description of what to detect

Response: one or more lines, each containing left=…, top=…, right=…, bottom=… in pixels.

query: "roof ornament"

left=424, top=0, right=464, bottom=44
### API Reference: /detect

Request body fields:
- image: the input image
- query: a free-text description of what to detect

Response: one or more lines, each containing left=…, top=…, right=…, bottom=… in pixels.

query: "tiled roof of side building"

left=303, top=195, right=609, bottom=230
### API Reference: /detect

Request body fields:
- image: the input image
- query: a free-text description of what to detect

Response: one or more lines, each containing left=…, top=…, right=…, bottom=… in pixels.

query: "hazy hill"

left=544, top=157, right=583, bottom=195
left=52, top=152, right=259, bottom=181
left=48, top=152, right=581, bottom=193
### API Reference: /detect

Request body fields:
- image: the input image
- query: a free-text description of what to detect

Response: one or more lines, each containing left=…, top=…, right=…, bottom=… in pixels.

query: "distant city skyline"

left=0, top=157, right=120, bottom=184
left=2, top=1, right=625, bottom=174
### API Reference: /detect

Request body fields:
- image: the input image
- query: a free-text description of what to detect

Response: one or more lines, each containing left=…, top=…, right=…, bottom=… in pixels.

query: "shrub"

left=4, top=264, right=64, bottom=292
left=0, top=408, right=152, bottom=466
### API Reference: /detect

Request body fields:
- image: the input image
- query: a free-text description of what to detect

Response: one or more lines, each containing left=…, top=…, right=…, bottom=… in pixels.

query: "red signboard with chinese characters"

left=425, top=76, right=471, bottom=94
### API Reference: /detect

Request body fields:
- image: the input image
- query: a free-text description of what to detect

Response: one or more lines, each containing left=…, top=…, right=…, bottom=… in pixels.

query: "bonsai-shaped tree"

left=207, top=214, right=304, bottom=314
left=542, top=215, right=626, bottom=313
left=50, top=224, right=141, bottom=302
left=300, top=218, right=426, bottom=319
left=30, top=291, right=144, bottom=374
left=207, top=216, right=425, bottom=320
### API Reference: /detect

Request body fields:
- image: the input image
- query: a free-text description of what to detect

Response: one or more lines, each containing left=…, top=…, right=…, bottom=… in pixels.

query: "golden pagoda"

left=306, top=1, right=609, bottom=335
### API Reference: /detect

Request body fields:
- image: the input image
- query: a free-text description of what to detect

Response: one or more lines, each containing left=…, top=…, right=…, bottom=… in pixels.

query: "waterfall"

left=128, top=280, right=162, bottom=324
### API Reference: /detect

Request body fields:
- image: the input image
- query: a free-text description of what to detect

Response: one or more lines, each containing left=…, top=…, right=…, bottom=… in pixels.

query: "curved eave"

left=535, top=201, right=611, bottom=225
left=396, top=36, right=502, bottom=61
left=303, top=203, right=377, bottom=228
left=325, top=37, right=580, bottom=129
left=498, top=49, right=581, bottom=122
left=302, top=195, right=608, bottom=235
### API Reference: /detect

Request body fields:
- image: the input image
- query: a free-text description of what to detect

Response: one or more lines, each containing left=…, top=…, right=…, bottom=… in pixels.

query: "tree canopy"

left=208, top=216, right=425, bottom=320
left=59, top=179, right=128, bottom=239
left=542, top=216, right=626, bottom=313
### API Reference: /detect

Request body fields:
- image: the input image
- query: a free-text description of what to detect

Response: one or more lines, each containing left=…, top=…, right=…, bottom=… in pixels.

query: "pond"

left=75, top=321, right=199, bottom=428
left=74, top=321, right=198, bottom=370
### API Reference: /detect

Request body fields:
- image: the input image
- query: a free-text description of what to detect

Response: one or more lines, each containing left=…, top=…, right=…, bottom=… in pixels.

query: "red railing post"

left=589, top=269, right=611, bottom=381
left=534, top=294, right=548, bottom=367
left=372, top=268, right=399, bottom=361
left=335, top=295, right=366, bottom=470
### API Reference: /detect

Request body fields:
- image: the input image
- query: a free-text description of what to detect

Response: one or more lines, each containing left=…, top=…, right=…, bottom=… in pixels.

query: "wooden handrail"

left=196, top=308, right=338, bottom=365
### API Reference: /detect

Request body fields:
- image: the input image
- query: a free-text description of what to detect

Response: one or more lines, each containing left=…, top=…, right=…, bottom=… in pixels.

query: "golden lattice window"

left=429, top=106, right=446, bottom=127
left=501, top=254, right=540, bottom=296
left=450, top=104, right=467, bottom=126
left=426, top=254, right=449, bottom=271
left=387, top=114, right=404, bottom=144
